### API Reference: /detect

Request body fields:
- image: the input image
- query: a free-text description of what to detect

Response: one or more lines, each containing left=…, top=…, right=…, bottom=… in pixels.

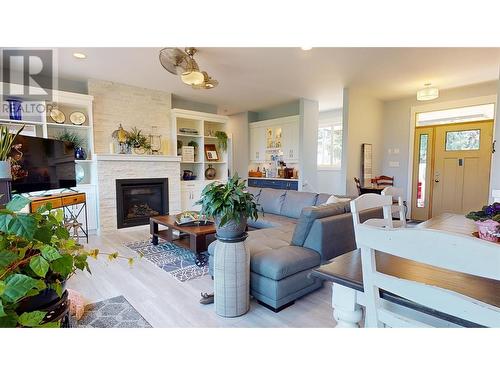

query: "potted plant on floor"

left=466, top=203, right=500, bottom=242
left=0, top=125, right=24, bottom=179
left=0, top=195, right=136, bottom=327
left=196, top=174, right=258, bottom=239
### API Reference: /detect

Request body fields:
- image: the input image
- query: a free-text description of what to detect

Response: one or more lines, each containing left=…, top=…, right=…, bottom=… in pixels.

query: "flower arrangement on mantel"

left=466, top=203, right=500, bottom=242
left=0, top=195, right=140, bottom=327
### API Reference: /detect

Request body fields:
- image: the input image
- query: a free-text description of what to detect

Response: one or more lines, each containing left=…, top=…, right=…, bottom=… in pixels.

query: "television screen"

left=10, top=135, right=76, bottom=194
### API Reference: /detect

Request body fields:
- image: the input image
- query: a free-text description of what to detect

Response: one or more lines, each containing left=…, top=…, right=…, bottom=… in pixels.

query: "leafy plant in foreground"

left=0, top=195, right=138, bottom=327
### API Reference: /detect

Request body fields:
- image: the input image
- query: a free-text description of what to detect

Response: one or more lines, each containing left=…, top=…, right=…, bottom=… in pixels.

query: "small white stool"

left=213, top=234, right=250, bottom=317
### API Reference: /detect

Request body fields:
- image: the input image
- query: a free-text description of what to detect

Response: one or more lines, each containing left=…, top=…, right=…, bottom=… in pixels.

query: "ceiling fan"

left=159, top=47, right=219, bottom=89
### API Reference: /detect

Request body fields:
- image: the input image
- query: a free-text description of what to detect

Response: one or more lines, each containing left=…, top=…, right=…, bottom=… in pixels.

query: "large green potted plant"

left=0, top=195, right=134, bottom=327
left=196, top=174, right=258, bottom=239
left=0, top=125, right=24, bottom=179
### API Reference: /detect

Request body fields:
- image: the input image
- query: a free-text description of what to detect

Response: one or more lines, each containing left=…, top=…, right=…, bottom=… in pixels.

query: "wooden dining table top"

left=311, top=213, right=500, bottom=327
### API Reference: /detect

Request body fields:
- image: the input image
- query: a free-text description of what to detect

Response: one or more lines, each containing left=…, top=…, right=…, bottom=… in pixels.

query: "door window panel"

left=417, top=134, right=428, bottom=208
left=445, top=129, right=480, bottom=151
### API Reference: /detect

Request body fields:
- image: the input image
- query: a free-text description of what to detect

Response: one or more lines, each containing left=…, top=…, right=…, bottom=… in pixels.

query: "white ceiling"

left=37, top=48, right=500, bottom=113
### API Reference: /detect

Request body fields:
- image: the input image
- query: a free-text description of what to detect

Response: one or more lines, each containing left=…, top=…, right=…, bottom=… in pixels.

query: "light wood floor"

left=67, top=227, right=337, bottom=328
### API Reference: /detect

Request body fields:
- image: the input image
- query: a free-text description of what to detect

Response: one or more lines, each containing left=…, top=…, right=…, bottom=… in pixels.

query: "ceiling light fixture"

left=159, top=47, right=215, bottom=88
left=301, top=46, right=312, bottom=51
left=73, top=52, right=86, bottom=59
left=417, top=83, right=439, bottom=101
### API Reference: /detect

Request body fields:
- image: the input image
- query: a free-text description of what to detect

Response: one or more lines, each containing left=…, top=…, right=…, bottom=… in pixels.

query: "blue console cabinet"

left=248, top=178, right=299, bottom=191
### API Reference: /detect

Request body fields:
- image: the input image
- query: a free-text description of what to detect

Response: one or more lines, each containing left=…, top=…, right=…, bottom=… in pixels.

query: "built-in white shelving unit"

left=171, top=108, right=231, bottom=211
left=0, top=83, right=98, bottom=231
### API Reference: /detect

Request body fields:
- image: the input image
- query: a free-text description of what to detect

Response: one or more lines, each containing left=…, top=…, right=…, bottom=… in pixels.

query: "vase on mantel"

left=476, top=220, right=500, bottom=243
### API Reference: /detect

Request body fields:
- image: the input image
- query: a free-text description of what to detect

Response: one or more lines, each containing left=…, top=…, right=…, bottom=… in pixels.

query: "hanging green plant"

left=215, top=131, right=228, bottom=152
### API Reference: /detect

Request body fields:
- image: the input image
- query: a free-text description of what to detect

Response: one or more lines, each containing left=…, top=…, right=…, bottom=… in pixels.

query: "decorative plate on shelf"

left=69, top=111, right=86, bottom=125
left=49, top=108, right=65, bottom=124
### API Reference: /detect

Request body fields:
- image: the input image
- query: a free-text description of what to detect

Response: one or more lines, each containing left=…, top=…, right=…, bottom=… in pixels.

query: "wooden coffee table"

left=150, top=215, right=216, bottom=262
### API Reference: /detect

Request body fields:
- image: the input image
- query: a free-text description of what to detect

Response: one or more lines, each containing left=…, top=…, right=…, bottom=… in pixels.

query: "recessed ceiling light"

left=301, top=47, right=312, bottom=51
left=73, top=52, right=86, bottom=59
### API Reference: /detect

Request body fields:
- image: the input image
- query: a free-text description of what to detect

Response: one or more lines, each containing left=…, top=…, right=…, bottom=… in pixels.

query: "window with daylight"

left=317, top=119, right=342, bottom=169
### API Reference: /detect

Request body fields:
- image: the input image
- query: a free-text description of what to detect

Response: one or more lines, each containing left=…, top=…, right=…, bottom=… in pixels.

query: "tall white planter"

left=214, top=236, right=250, bottom=317
left=0, top=160, right=12, bottom=179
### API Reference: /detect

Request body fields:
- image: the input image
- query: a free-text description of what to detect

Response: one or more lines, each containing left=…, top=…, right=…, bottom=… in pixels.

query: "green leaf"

left=0, top=250, right=17, bottom=268
left=34, top=226, right=52, bottom=244
left=40, top=321, right=60, bottom=328
left=54, top=209, right=64, bottom=223
left=54, top=226, right=70, bottom=240
left=50, top=254, right=73, bottom=278
left=3, top=274, right=38, bottom=303
left=50, top=282, right=63, bottom=298
left=41, top=245, right=62, bottom=262
left=6, top=195, right=31, bottom=212
left=0, top=213, right=13, bottom=233
left=17, top=310, right=46, bottom=327
left=0, top=280, right=5, bottom=296
left=0, top=299, right=5, bottom=317
left=0, top=313, right=17, bottom=327
left=29, top=256, right=49, bottom=277
left=7, top=214, right=37, bottom=239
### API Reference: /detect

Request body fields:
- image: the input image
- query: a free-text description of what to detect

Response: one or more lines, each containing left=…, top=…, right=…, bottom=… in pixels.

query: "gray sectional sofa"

left=208, top=187, right=381, bottom=312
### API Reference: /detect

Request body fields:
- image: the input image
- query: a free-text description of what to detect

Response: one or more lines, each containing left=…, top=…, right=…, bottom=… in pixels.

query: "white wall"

left=299, top=98, right=319, bottom=192
left=343, top=88, right=384, bottom=196
left=227, top=112, right=250, bottom=178
left=489, top=77, right=500, bottom=200
left=381, top=80, right=498, bottom=201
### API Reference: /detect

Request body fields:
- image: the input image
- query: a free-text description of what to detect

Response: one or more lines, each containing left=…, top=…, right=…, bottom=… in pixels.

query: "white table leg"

left=332, top=283, right=363, bottom=328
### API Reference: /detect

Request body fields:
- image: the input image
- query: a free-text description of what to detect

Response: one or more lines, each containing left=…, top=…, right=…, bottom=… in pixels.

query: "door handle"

left=434, top=179, right=440, bottom=183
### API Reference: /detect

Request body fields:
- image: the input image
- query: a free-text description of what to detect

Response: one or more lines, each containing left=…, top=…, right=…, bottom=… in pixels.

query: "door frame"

left=406, top=95, right=497, bottom=217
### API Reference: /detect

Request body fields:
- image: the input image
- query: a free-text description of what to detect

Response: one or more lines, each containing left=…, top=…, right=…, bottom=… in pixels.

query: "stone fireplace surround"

left=95, top=154, right=181, bottom=232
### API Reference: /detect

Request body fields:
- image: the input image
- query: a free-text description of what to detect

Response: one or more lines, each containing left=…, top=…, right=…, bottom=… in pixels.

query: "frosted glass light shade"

left=181, top=71, right=205, bottom=85
left=417, top=87, right=439, bottom=101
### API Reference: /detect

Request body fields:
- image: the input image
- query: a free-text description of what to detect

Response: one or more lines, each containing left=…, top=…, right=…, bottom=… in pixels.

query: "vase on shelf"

left=7, top=99, right=22, bottom=120
left=74, top=147, right=87, bottom=160
left=205, top=164, right=216, bottom=180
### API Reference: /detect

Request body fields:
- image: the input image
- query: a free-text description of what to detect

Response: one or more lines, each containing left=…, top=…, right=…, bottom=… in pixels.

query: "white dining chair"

left=381, top=186, right=407, bottom=221
left=356, top=224, right=500, bottom=328
left=350, top=193, right=406, bottom=230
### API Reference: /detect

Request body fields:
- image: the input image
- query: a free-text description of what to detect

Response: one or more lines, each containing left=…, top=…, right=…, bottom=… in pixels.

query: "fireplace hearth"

left=116, top=178, right=168, bottom=229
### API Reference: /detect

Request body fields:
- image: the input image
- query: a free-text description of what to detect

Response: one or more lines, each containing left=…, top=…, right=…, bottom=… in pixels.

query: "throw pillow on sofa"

left=325, top=195, right=351, bottom=205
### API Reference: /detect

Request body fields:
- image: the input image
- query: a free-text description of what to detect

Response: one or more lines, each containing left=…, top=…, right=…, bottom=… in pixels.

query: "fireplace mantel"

left=95, top=154, right=181, bottom=162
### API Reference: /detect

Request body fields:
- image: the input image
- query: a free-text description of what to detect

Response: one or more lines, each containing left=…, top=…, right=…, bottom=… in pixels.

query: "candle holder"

left=149, top=126, right=162, bottom=155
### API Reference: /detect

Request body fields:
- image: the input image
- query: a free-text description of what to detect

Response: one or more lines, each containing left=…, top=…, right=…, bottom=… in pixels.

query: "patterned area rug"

left=125, top=239, right=209, bottom=282
left=75, top=296, right=151, bottom=328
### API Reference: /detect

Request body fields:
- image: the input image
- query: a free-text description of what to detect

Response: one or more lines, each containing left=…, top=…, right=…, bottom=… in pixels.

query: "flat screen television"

left=10, top=135, right=76, bottom=194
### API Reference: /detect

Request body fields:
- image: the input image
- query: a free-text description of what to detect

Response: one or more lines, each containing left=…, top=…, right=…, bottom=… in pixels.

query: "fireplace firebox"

left=116, top=178, right=168, bottom=229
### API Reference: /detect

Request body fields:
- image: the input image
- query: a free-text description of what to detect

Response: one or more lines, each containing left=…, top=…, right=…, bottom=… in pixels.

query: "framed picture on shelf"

left=204, top=144, right=219, bottom=161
